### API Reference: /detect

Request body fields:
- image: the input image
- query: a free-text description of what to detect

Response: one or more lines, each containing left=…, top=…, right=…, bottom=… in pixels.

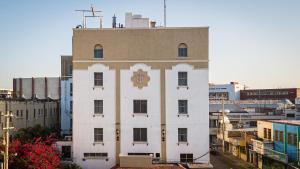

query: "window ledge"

left=177, top=86, right=189, bottom=90
left=177, top=142, right=189, bottom=146
left=178, top=114, right=189, bottom=117
left=132, top=113, right=148, bottom=117
left=93, top=114, right=104, bottom=117
left=94, top=58, right=104, bottom=60
left=177, top=56, right=188, bottom=59
left=132, top=142, right=148, bottom=146
left=93, top=86, right=104, bottom=90
left=93, top=142, right=104, bottom=146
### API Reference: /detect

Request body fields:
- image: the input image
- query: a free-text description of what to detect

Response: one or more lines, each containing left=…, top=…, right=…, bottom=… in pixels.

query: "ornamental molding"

left=131, top=69, right=150, bottom=89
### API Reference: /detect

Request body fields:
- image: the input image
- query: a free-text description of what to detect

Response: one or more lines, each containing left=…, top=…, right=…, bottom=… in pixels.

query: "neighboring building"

left=13, top=77, right=61, bottom=100
left=61, top=55, right=73, bottom=136
left=72, top=26, right=209, bottom=169
left=0, top=89, right=12, bottom=99
left=209, top=100, right=296, bottom=144
left=125, top=12, right=149, bottom=28
left=209, top=82, right=244, bottom=100
left=0, top=99, right=59, bottom=136
left=296, top=98, right=300, bottom=111
left=251, top=120, right=300, bottom=169
left=240, top=88, right=300, bottom=103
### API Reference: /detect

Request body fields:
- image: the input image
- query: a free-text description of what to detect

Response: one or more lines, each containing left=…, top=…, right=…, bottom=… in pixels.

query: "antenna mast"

left=164, top=0, right=166, bottom=27
left=75, top=5, right=102, bottom=28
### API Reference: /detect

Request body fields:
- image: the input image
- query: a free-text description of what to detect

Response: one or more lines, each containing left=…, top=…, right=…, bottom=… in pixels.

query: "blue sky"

left=0, top=0, right=299, bottom=89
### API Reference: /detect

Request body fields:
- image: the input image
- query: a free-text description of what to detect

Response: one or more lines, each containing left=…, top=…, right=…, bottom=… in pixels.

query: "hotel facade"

left=72, top=27, right=209, bottom=168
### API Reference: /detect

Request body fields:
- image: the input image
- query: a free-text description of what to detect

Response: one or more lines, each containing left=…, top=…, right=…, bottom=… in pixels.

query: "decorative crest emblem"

left=131, top=69, right=150, bottom=89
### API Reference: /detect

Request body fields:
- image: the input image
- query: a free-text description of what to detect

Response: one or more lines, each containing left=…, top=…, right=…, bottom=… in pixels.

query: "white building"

left=209, top=82, right=244, bottom=100
left=125, top=12, right=150, bottom=28
left=72, top=25, right=209, bottom=168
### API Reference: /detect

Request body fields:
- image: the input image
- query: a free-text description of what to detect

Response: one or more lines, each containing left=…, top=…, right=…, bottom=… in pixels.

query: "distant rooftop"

left=269, top=120, right=300, bottom=126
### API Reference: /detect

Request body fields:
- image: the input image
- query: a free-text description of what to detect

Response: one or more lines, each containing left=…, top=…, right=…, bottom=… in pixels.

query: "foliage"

left=60, top=162, right=82, bottom=169
left=13, top=124, right=58, bottom=144
left=0, top=135, right=60, bottom=169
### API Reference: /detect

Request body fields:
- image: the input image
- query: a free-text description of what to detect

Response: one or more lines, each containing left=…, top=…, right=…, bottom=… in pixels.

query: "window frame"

left=94, top=100, right=103, bottom=115
left=94, top=44, right=103, bottom=59
left=94, top=128, right=103, bottom=142
left=178, top=100, right=188, bottom=114
left=180, top=153, right=193, bottom=163
left=94, top=72, right=103, bottom=86
left=178, top=72, right=188, bottom=86
left=178, top=128, right=188, bottom=142
left=178, top=43, right=188, bottom=57
left=133, top=128, right=147, bottom=142
left=133, top=100, right=147, bottom=114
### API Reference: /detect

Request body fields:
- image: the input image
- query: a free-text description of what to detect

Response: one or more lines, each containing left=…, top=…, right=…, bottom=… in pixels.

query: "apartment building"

left=72, top=27, right=209, bottom=168
left=0, top=99, right=59, bottom=136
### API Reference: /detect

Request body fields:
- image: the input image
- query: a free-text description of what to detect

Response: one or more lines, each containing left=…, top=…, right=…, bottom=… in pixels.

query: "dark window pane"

left=94, top=72, right=103, bottom=86
left=141, top=128, right=147, bottom=141
left=133, top=100, right=140, bottom=113
left=133, top=128, right=139, bottom=141
left=178, top=48, right=187, bottom=57
left=141, top=100, right=147, bottom=113
left=94, top=49, right=103, bottom=58
left=178, top=72, right=188, bottom=86
left=94, top=100, right=103, bottom=114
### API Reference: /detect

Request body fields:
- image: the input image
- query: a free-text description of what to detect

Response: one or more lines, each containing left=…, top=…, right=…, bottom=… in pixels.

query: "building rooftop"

left=269, top=120, right=300, bottom=126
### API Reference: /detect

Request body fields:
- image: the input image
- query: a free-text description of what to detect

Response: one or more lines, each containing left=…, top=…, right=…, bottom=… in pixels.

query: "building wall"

left=285, top=124, right=298, bottom=162
left=257, top=121, right=273, bottom=140
left=0, top=100, right=59, bottom=136
left=61, top=78, right=72, bottom=135
left=165, top=64, right=209, bottom=163
left=14, top=77, right=60, bottom=100
left=73, top=64, right=116, bottom=169
left=273, top=123, right=285, bottom=154
left=209, top=82, right=243, bottom=100
left=120, top=64, right=161, bottom=156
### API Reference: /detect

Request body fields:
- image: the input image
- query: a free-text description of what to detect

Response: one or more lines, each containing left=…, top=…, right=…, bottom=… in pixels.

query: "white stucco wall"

left=165, top=64, right=209, bottom=163
left=125, top=12, right=149, bottom=28
left=209, top=83, right=243, bottom=100
left=61, top=78, right=72, bottom=135
left=73, top=64, right=116, bottom=169
left=120, top=64, right=161, bottom=156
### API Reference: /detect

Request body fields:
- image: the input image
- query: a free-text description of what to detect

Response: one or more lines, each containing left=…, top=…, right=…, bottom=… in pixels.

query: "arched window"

left=178, top=43, right=188, bottom=57
left=94, top=44, right=103, bottom=58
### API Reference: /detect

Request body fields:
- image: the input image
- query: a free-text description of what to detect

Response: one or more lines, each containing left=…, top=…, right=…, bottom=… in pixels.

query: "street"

left=210, top=152, right=257, bottom=169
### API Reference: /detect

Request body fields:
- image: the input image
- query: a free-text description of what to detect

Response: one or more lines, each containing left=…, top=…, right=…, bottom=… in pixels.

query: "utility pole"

left=222, top=98, right=225, bottom=153
left=164, top=0, right=167, bottom=27
left=2, top=101, right=14, bottom=169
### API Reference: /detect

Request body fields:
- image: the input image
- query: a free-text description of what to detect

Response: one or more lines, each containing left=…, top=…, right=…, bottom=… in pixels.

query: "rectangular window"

left=178, top=128, right=188, bottom=142
left=178, top=72, right=187, bottom=86
left=178, top=48, right=187, bottom=57
left=16, top=110, right=19, bottom=117
left=274, top=130, right=279, bottom=141
left=133, top=100, right=147, bottom=114
left=70, top=83, right=73, bottom=96
left=263, top=128, right=267, bottom=139
left=178, top=100, right=188, bottom=114
left=94, top=100, right=103, bottom=114
left=180, top=154, right=193, bottom=163
left=267, top=129, right=271, bottom=140
left=20, top=110, right=23, bottom=117
left=94, top=128, right=103, bottom=142
left=83, top=153, right=107, bottom=159
left=279, top=131, right=284, bottom=142
left=94, top=49, right=103, bottom=59
left=94, top=72, right=103, bottom=86
left=288, top=133, right=292, bottom=144
left=133, top=128, right=147, bottom=142
left=293, top=133, right=297, bottom=146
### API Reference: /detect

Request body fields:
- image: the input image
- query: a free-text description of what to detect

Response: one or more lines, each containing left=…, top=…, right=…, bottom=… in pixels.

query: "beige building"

left=0, top=99, right=59, bottom=136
